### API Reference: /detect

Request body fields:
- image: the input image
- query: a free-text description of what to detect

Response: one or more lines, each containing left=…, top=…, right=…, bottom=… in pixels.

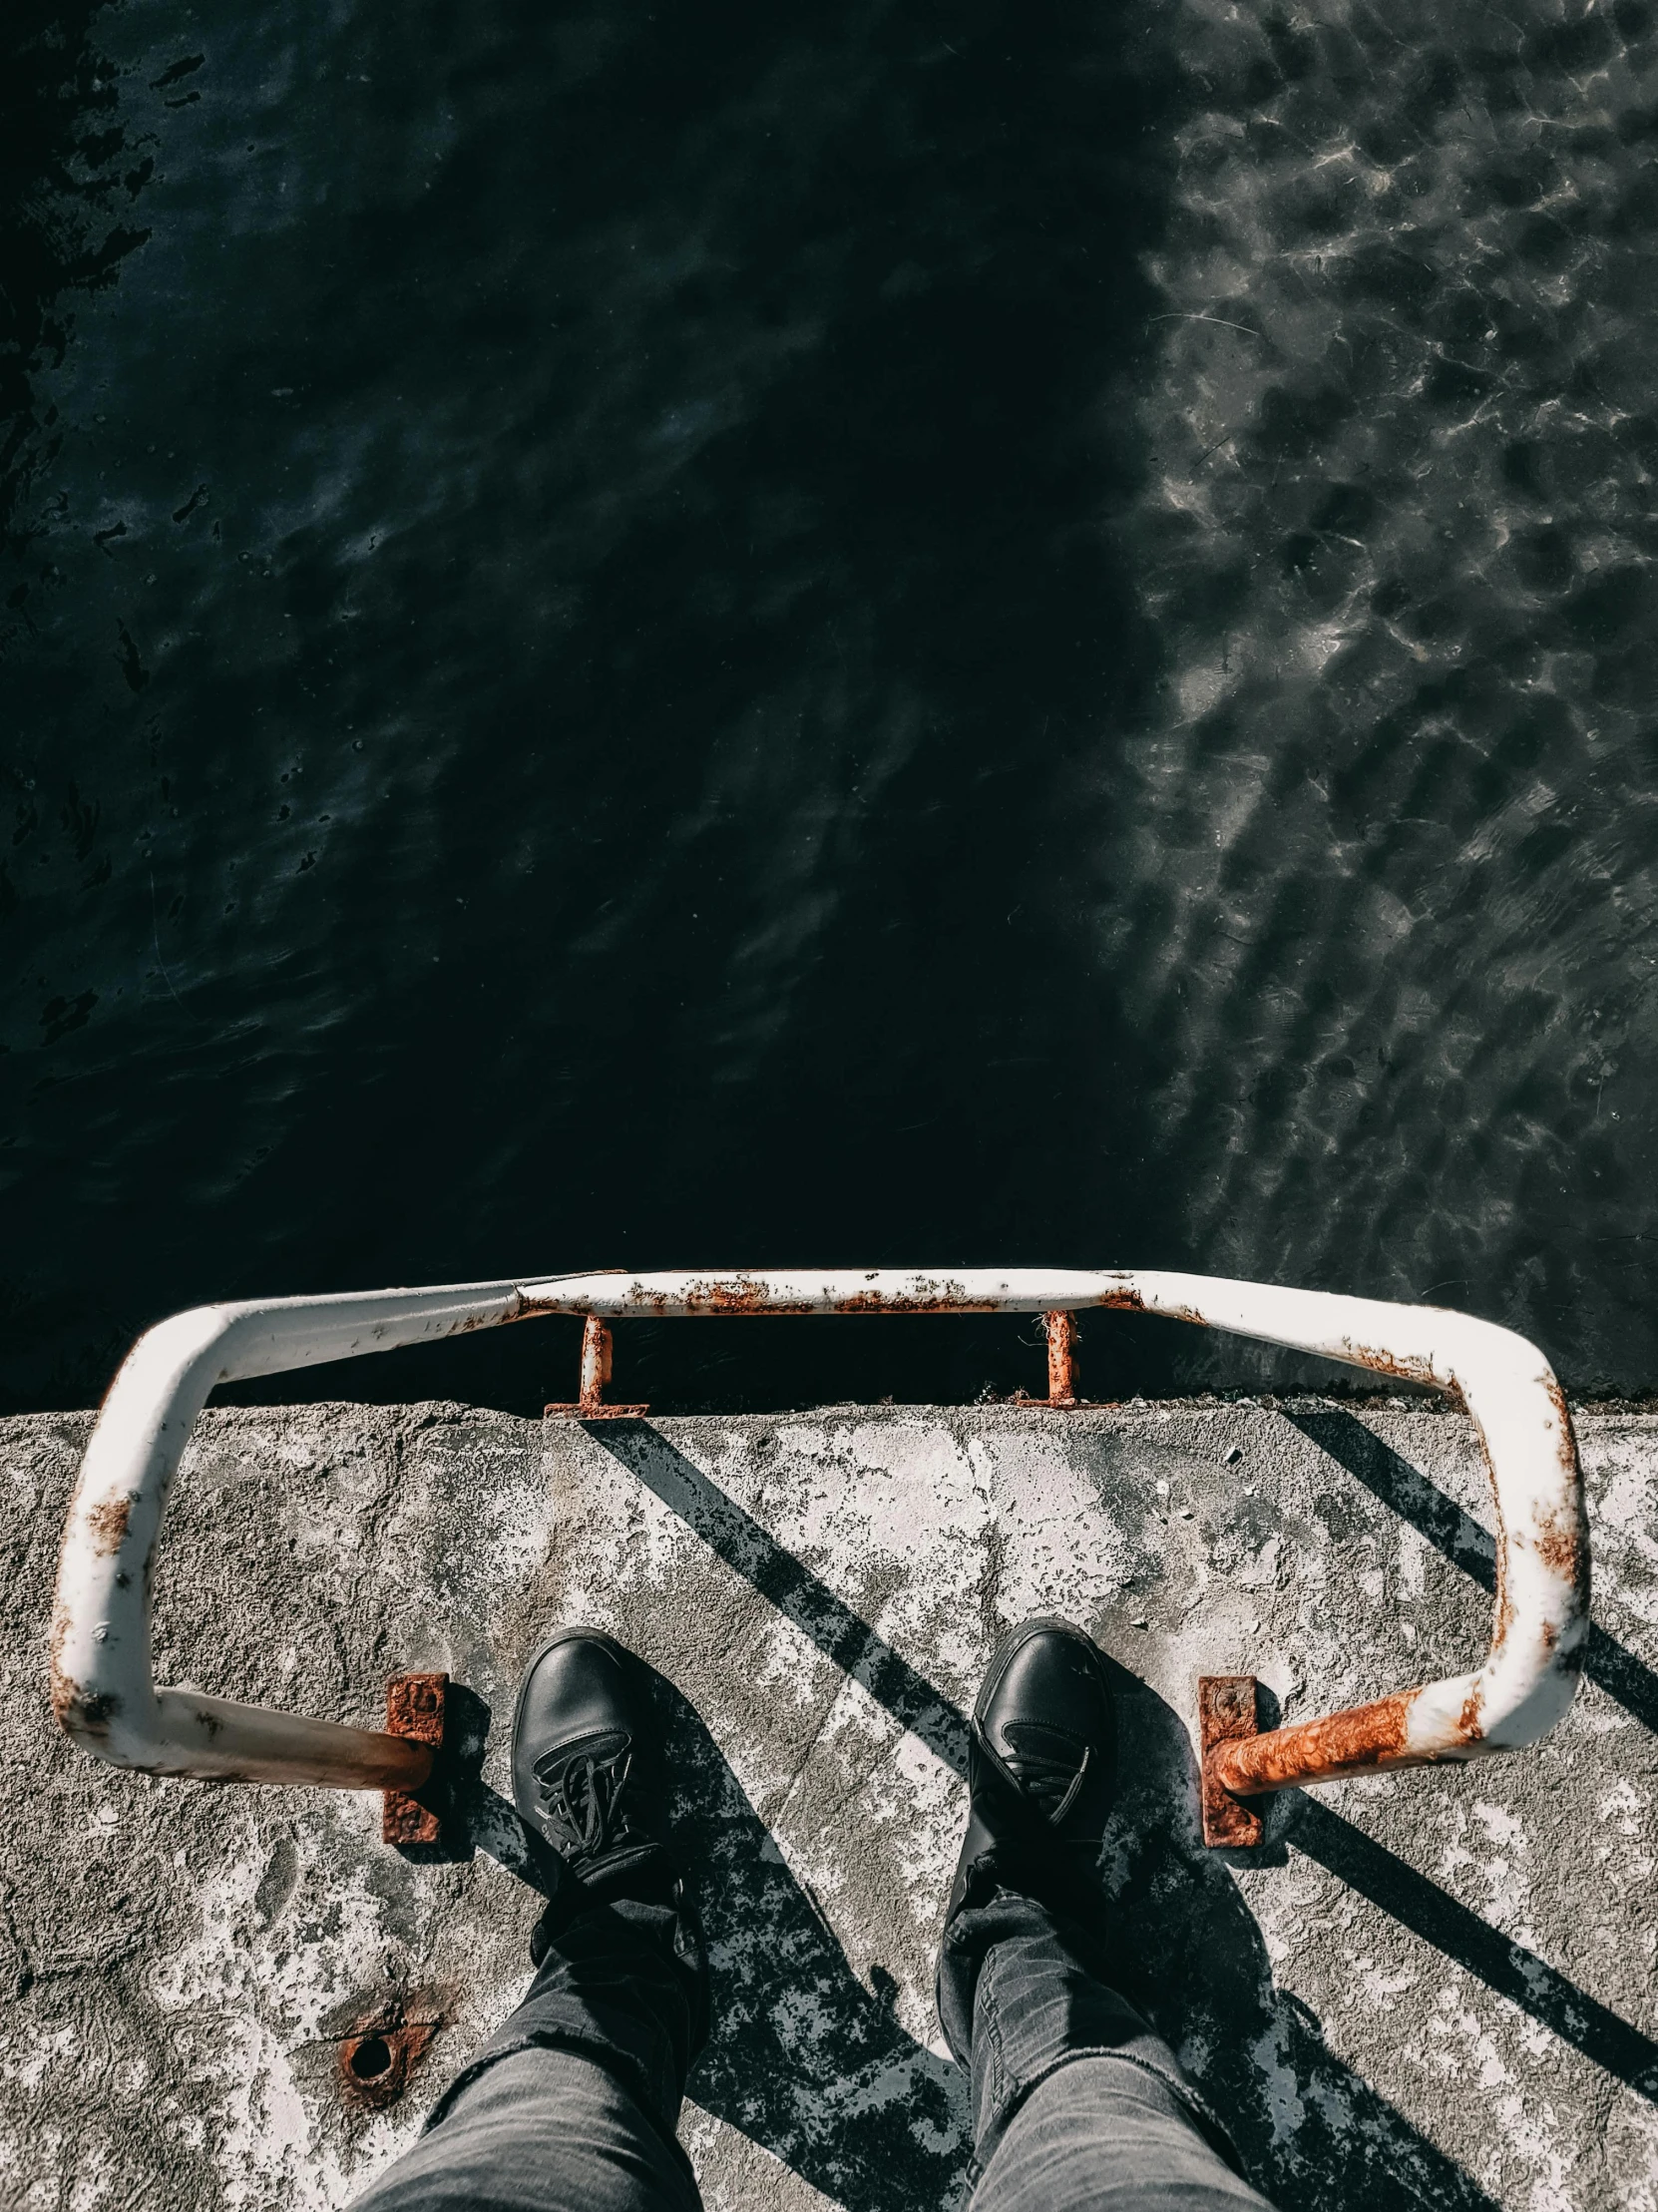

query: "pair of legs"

left=354, top=1623, right=1275, bottom=2212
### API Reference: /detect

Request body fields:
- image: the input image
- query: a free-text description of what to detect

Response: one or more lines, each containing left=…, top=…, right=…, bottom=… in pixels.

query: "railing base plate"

left=544, top=1403, right=650, bottom=1419
left=1199, top=1674, right=1264, bottom=1848
left=383, top=1672, right=447, bottom=1846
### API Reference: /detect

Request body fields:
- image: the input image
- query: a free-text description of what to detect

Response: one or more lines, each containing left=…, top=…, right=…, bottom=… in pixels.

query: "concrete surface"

left=4, top=1398, right=1657, bottom=2211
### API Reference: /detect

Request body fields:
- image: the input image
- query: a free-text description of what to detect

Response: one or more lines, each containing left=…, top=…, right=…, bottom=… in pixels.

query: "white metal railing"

left=50, top=1270, right=1589, bottom=1823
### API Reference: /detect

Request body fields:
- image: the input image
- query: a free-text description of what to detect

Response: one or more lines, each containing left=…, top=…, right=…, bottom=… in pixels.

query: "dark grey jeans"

left=352, top=1876, right=1273, bottom=2211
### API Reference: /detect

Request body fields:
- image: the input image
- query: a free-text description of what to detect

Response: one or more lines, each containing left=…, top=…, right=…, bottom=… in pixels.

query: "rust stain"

left=45, top=1611, right=120, bottom=1734
left=1541, top=1376, right=1583, bottom=1487
left=1213, top=1689, right=1418, bottom=1794
left=1528, top=1378, right=1590, bottom=1615
left=50, top=1664, right=121, bottom=1735
left=683, top=1277, right=801, bottom=1314
left=1539, top=1377, right=1591, bottom=1593
left=1456, top=1686, right=1485, bottom=1742
left=337, top=1990, right=446, bottom=2112
left=1099, top=1287, right=1210, bottom=1328
left=545, top=1403, right=651, bottom=1419
left=1529, top=1499, right=1588, bottom=1599
left=829, top=1278, right=1003, bottom=1314
left=610, top=1273, right=1012, bottom=1316
left=83, top=1492, right=138, bottom=1555
left=1533, top=1517, right=1583, bottom=1581
left=1337, top=1338, right=1439, bottom=1388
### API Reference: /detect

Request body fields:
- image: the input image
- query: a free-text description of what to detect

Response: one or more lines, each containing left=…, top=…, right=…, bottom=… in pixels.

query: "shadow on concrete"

left=1287, top=1798, right=1658, bottom=2103
left=592, top=1419, right=972, bottom=1772
left=659, top=1674, right=971, bottom=2212
left=1287, top=1409, right=1658, bottom=1735
left=1096, top=1664, right=1505, bottom=2212
left=581, top=1423, right=1506, bottom=2210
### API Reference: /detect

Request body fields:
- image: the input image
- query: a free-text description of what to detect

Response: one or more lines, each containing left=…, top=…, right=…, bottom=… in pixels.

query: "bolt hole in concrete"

left=349, top=2035, right=395, bottom=2081
left=336, top=2004, right=444, bottom=2110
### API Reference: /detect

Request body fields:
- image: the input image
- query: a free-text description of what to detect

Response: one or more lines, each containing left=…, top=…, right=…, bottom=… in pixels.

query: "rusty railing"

left=49, top=1270, right=1589, bottom=1843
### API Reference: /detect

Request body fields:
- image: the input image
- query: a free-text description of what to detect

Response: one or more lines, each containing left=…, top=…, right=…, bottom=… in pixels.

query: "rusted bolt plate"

left=382, top=1672, right=446, bottom=1846
left=543, top=1402, right=651, bottom=1418
left=1198, top=1674, right=1264, bottom=1848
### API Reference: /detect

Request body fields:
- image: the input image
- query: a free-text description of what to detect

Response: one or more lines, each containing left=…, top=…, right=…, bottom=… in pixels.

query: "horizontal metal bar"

left=518, top=1266, right=1123, bottom=1316
left=49, top=1268, right=1588, bottom=1802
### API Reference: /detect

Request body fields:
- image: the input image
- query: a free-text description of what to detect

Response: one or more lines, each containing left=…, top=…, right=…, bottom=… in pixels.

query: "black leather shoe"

left=511, top=1629, right=671, bottom=1901
left=944, top=1616, right=1116, bottom=1926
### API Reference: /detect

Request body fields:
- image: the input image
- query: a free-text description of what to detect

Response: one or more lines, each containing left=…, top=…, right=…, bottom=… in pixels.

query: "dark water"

left=5, top=0, right=1658, bottom=1415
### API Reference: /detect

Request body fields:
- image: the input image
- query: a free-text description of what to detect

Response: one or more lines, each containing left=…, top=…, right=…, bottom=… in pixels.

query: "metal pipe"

left=1043, top=1310, right=1078, bottom=1406
left=50, top=1267, right=1587, bottom=1799
left=578, top=1315, right=612, bottom=1413
left=51, top=1282, right=524, bottom=1786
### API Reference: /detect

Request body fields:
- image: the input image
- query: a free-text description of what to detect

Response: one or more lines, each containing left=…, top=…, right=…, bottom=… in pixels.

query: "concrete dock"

left=4, top=1399, right=1656, bottom=2210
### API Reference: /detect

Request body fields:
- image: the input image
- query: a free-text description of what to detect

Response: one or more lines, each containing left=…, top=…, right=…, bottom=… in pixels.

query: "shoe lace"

left=1000, top=1725, right=1089, bottom=1826
left=535, top=1734, right=634, bottom=1860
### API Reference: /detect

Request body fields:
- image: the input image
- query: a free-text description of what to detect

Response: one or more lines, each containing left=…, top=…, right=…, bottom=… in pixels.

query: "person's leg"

left=937, top=1619, right=1276, bottom=2212
left=352, top=2048, right=695, bottom=2212
left=940, top=1883, right=1269, bottom=2211
left=354, top=1631, right=709, bottom=2212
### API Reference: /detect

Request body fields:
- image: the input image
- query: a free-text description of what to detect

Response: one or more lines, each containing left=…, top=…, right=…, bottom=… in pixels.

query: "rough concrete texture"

left=4, top=1399, right=1656, bottom=2211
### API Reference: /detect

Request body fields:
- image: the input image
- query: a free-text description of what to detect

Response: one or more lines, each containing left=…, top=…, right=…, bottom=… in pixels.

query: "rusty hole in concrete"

left=336, top=1995, right=444, bottom=2112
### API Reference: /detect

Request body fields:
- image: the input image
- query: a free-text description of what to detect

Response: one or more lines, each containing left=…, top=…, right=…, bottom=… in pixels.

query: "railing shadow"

left=1094, top=1659, right=1503, bottom=2211
left=1287, top=1798, right=1658, bottom=2100
left=1285, top=1409, right=1658, bottom=1734
left=593, top=1419, right=972, bottom=1771
left=658, top=1673, right=970, bottom=2211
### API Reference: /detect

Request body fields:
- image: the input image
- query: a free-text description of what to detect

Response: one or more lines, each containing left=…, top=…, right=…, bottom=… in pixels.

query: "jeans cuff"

left=946, top=1887, right=1246, bottom=2183
left=424, top=1891, right=706, bottom=2144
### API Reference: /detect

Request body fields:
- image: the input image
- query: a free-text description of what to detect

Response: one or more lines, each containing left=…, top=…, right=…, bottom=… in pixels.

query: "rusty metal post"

left=546, top=1313, right=648, bottom=1418
left=579, top=1314, right=611, bottom=1411
left=1044, top=1310, right=1078, bottom=1406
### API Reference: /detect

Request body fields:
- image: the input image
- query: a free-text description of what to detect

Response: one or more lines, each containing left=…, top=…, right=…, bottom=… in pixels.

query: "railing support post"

left=546, top=1313, right=648, bottom=1419
left=1043, top=1310, right=1078, bottom=1406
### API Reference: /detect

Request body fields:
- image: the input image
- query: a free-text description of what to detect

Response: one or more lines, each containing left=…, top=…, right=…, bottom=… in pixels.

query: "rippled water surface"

left=5, top=0, right=1658, bottom=1412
